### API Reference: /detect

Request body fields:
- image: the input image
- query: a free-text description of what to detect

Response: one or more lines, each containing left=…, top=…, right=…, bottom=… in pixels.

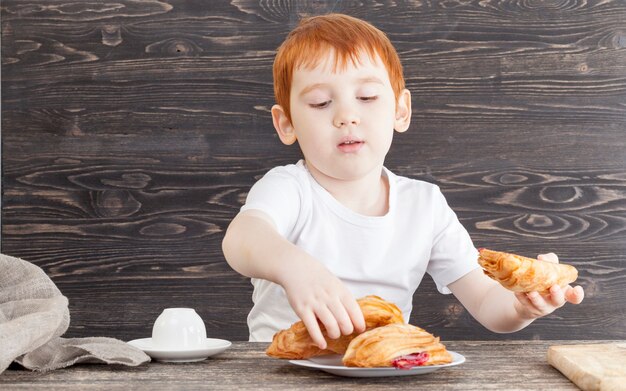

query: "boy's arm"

left=222, top=209, right=365, bottom=348
left=448, top=253, right=584, bottom=333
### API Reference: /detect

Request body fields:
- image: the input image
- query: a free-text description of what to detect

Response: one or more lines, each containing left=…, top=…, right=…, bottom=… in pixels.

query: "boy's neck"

left=304, top=161, right=389, bottom=217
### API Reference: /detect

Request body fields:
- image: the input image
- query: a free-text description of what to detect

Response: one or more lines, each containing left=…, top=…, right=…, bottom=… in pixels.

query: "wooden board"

left=547, top=343, right=626, bottom=391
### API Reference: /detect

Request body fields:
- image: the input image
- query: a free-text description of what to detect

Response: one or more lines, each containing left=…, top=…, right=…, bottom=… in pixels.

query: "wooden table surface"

left=2, top=340, right=606, bottom=390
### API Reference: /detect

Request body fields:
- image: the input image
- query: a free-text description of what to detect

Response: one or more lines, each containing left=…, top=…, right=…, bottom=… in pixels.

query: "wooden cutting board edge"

left=547, top=343, right=626, bottom=391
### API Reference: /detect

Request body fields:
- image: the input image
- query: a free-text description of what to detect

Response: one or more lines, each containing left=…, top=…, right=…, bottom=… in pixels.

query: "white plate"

left=127, top=338, right=231, bottom=363
left=289, top=351, right=465, bottom=378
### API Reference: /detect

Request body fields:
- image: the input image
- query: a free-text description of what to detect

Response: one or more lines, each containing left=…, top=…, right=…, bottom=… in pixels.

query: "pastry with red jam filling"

left=342, top=323, right=452, bottom=368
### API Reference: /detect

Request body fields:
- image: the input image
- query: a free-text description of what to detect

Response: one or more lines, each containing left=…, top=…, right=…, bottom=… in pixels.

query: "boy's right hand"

left=277, top=257, right=366, bottom=350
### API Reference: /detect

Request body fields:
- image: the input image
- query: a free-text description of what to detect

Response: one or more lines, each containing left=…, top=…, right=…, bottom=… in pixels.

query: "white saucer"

left=127, top=338, right=232, bottom=362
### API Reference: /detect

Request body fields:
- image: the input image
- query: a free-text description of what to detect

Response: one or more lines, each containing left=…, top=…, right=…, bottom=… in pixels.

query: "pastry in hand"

left=266, top=295, right=404, bottom=359
left=478, top=248, right=578, bottom=294
left=342, top=323, right=452, bottom=368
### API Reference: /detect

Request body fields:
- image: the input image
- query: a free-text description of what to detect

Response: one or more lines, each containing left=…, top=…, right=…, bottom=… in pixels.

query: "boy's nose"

left=333, top=109, right=360, bottom=128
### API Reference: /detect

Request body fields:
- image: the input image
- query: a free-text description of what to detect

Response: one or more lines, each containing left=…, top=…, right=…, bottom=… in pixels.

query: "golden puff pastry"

left=342, top=323, right=452, bottom=368
left=478, top=248, right=578, bottom=294
left=266, top=295, right=404, bottom=359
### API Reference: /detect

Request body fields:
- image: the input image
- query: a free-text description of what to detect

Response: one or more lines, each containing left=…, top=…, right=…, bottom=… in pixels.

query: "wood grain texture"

left=3, top=340, right=609, bottom=390
left=2, top=0, right=625, bottom=341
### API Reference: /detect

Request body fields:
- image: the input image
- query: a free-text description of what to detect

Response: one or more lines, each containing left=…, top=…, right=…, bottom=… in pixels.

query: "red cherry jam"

left=391, top=352, right=429, bottom=369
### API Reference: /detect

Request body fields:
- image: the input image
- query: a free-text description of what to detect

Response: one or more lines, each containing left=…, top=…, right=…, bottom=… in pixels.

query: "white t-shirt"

left=241, top=160, right=479, bottom=342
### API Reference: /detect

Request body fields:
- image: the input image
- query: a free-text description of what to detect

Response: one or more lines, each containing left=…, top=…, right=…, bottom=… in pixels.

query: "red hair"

left=273, top=13, right=405, bottom=123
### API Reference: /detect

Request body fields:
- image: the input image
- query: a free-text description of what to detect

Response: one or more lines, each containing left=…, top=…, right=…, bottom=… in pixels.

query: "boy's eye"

left=358, top=96, right=378, bottom=102
left=310, top=101, right=331, bottom=109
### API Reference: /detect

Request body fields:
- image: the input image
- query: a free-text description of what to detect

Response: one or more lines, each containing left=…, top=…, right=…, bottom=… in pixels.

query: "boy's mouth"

left=337, top=138, right=364, bottom=153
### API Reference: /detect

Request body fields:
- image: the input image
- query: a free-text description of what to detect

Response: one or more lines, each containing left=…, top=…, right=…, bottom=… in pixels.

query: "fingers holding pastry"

left=342, top=294, right=366, bottom=334
left=300, top=309, right=329, bottom=350
left=514, top=282, right=584, bottom=320
left=514, top=291, right=551, bottom=319
left=565, top=285, right=585, bottom=304
left=537, top=252, right=559, bottom=263
left=536, top=254, right=585, bottom=306
left=544, top=284, right=586, bottom=308
left=526, top=291, right=553, bottom=315
left=546, top=284, right=566, bottom=307
left=317, top=302, right=347, bottom=342
left=326, top=296, right=356, bottom=337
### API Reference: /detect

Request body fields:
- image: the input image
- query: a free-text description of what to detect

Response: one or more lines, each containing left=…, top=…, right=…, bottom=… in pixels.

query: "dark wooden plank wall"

left=2, top=1, right=625, bottom=342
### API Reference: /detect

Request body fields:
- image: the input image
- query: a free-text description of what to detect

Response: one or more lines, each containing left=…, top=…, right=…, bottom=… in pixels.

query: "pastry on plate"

left=342, top=323, right=452, bottom=368
left=477, top=248, right=578, bottom=294
left=266, top=295, right=404, bottom=359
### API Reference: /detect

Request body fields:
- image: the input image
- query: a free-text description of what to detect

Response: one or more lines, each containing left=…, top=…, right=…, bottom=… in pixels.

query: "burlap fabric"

left=0, top=253, right=150, bottom=373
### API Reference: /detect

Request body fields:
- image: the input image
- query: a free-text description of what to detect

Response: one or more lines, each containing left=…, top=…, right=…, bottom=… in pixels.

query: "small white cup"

left=152, top=308, right=206, bottom=350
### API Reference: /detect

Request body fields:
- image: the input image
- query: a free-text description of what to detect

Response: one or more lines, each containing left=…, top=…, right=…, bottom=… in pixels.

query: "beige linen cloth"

left=0, top=253, right=150, bottom=373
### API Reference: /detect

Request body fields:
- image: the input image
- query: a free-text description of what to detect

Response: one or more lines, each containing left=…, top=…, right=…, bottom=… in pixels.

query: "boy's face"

left=272, top=49, right=411, bottom=183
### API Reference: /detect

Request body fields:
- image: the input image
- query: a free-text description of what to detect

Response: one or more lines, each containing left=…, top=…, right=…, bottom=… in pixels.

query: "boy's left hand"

left=513, top=253, right=585, bottom=320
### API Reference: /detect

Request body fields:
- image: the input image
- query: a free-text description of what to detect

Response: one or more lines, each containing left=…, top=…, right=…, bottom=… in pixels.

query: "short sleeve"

left=240, top=168, right=302, bottom=238
left=426, top=186, right=480, bottom=294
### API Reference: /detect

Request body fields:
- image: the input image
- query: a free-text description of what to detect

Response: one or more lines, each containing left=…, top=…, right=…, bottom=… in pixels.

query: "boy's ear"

left=271, top=104, right=297, bottom=145
left=394, top=89, right=412, bottom=133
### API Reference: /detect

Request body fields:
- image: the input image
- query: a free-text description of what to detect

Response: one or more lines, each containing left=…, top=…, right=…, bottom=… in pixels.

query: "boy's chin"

left=323, top=165, right=384, bottom=182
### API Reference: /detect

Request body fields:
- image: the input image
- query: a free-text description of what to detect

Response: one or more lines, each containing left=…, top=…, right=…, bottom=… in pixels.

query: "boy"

left=222, top=13, right=584, bottom=349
